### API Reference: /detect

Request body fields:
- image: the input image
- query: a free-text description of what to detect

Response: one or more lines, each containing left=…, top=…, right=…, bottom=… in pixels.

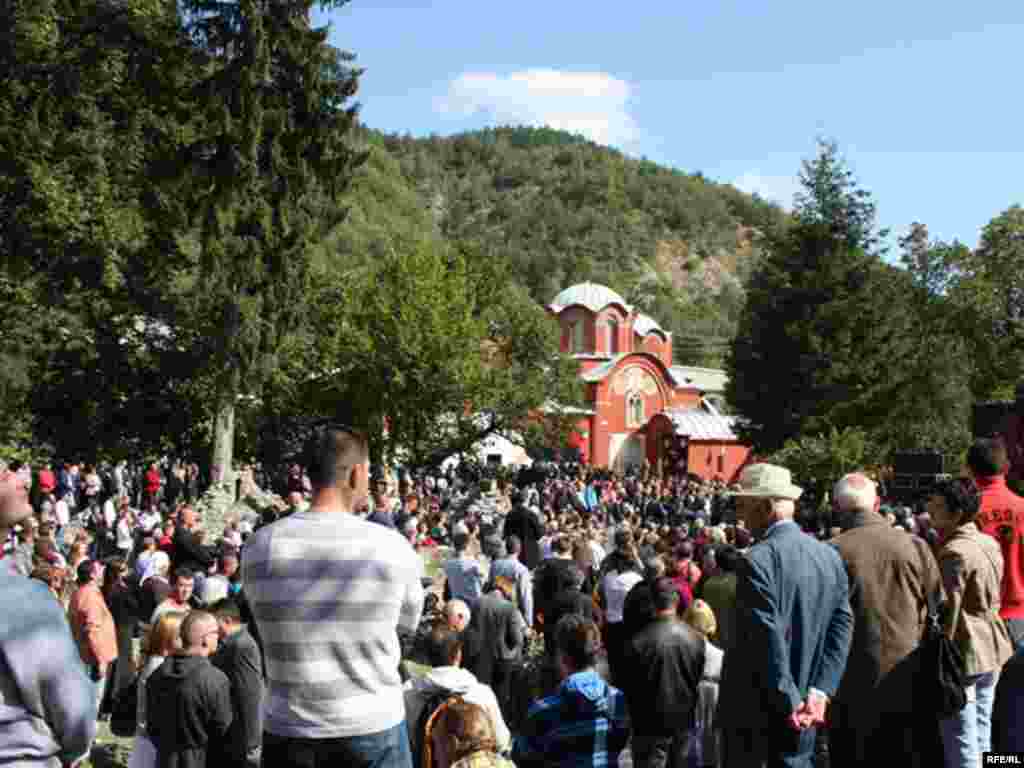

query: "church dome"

left=633, top=313, right=668, bottom=337
left=549, top=282, right=631, bottom=314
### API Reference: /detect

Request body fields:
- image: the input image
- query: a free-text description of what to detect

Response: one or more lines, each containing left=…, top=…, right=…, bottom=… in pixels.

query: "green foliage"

left=771, top=426, right=878, bottom=511
left=373, top=125, right=788, bottom=366
left=275, top=239, right=583, bottom=470
left=143, top=0, right=368, bottom=474
left=794, top=138, right=888, bottom=257
left=952, top=205, right=1024, bottom=399
left=880, top=224, right=973, bottom=458
left=727, top=142, right=916, bottom=454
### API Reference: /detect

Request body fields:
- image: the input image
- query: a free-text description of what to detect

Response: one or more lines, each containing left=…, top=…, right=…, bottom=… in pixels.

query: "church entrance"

left=610, top=432, right=645, bottom=472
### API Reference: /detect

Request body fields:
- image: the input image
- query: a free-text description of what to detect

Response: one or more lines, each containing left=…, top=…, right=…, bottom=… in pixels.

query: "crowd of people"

left=1, top=431, right=1024, bottom=768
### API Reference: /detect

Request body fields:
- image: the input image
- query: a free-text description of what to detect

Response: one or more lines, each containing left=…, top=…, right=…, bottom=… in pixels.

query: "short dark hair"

left=76, top=559, right=97, bottom=585
left=967, top=439, right=1007, bottom=478
left=643, top=555, right=665, bottom=582
left=715, top=545, right=740, bottom=573
left=180, top=610, right=215, bottom=647
left=555, top=615, right=601, bottom=671
left=174, top=567, right=195, bottom=584
left=651, top=577, right=681, bottom=612
left=304, top=425, right=368, bottom=489
left=210, top=597, right=243, bottom=623
left=425, top=624, right=464, bottom=667
left=219, top=549, right=239, bottom=564
left=930, top=477, right=981, bottom=526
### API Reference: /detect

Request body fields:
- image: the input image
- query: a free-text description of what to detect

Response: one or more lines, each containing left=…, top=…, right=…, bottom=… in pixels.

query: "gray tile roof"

left=669, top=366, right=728, bottom=393
left=633, top=313, right=668, bottom=337
left=664, top=406, right=739, bottom=441
left=549, top=282, right=631, bottom=314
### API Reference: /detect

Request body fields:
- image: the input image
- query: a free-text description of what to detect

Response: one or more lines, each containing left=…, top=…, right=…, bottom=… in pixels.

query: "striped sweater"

left=242, top=508, right=424, bottom=738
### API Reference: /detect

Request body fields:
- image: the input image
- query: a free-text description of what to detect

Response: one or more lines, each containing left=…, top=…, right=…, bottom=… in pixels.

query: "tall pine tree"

left=164, top=1, right=366, bottom=483
left=726, top=140, right=914, bottom=453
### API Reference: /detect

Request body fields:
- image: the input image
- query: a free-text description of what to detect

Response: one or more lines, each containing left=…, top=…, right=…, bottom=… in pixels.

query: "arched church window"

left=608, top=318, right=619, bottom=355
left=570, top=321, right=585, bottom=354
left=627, top=392, right=645, bottom=427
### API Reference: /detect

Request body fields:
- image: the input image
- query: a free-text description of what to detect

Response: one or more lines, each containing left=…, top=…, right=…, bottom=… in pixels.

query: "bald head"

left=445, top=599, right=471, bottom=632
left=180, top=611, right=220, bottom=657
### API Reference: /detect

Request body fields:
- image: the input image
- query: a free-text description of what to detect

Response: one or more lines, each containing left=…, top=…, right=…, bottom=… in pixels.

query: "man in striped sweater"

left=243, top=426, right=424, bottom=768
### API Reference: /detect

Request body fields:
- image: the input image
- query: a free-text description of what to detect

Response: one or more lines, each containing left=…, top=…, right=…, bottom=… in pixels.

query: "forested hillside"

left=341, top=125, right=789, bottom=366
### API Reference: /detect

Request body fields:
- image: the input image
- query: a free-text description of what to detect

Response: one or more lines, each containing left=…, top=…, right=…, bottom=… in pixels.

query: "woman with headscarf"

left=137, top=551, right=171, bottom=624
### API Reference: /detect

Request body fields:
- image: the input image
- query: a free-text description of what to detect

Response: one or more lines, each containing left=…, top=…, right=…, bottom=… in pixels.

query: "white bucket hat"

left=729, top=463, right=803, bottom=501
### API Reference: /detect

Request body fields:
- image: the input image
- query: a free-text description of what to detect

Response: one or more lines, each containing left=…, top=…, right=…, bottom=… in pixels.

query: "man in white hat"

left=718, top=463, right=853, bottom=768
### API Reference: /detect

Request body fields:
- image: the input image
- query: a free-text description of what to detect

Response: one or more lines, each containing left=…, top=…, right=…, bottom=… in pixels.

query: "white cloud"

left=732, top=172, right=801, bottom=210
left=436, top=69, right=639, bottom=150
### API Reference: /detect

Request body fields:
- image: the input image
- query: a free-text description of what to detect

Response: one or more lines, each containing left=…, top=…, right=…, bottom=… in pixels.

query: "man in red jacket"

left=971, top=438, right=1024, bottom=648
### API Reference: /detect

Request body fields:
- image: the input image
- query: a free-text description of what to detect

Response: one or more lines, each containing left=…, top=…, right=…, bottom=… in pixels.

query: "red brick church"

left=547, top=282, right=750, bottom=481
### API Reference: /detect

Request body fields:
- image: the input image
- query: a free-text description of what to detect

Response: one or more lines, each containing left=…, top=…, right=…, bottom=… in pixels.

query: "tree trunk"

left=211, top=394, right=236, bottom=498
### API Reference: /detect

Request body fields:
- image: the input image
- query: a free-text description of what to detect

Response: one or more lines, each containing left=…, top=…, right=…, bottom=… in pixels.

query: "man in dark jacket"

left=719, top=464, right=853, bottom=768
left=172, top=506, right=216, bottom=576
left=503, top=492, right=543, bottom=569
left=147, top=610, right=233, bottom=768
left=532, top=537, right=579, bottom=628
left=211, top=598, right=264, bottom=768
left=463, top=577, right=527, bottom=717
left=622, top=577, right=705, bottom=768
left=830, top=472, right=943, bottom=768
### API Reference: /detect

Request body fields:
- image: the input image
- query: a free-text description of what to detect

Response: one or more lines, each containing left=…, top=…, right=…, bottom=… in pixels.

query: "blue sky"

left=313, top=1, right=1024, bottom=249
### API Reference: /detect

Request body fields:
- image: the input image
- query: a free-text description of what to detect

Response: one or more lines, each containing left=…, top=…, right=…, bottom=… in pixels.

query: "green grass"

left=79, top=722, right=132, bottom=768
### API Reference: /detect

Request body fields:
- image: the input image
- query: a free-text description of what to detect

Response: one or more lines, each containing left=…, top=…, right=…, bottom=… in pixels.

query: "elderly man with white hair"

left=444, top=599, right=471, bottom=633
left=828, top=471, right=944, bottom=768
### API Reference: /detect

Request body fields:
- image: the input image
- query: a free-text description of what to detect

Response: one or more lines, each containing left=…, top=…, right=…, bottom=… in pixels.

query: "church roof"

left=549, top=282, right=631, bottom=315
left=669, top=366, right=727, bottom=393
left=664, top=405, right=739, bottom=441
left=580, top=354, right=629, bottom=382
left=633, top=313, right=668, bottom=337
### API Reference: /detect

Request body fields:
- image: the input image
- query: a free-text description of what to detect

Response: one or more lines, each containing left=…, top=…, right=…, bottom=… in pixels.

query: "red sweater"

left=38, top=468, right=55, bottom=495
left=976, top=475, right=1024, bottom=619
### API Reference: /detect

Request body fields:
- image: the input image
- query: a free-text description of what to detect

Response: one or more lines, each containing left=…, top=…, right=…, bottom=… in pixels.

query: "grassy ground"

left=80, top=722, right=133, bottom=768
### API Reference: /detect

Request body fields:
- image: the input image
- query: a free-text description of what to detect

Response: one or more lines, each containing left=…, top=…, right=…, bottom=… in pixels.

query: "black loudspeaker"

left=892, top=474, right=917, bottom=490
left=973, top=401, right=1013, bottom=439
left=892, top=451, right=944, bottom=476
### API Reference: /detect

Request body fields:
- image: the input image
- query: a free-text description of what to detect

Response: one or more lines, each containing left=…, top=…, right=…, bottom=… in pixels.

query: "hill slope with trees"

left=342, top=125, right=789, bottom=366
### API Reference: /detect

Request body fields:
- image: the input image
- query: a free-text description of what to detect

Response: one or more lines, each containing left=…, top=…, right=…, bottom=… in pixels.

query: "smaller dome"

left=549, top=282, right=631, bottom=314
left=633, top=313, right=667, bottom=337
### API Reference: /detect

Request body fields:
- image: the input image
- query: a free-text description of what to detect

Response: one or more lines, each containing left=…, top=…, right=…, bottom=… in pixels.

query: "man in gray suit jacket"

left=719, top=464, right=854, bottom=768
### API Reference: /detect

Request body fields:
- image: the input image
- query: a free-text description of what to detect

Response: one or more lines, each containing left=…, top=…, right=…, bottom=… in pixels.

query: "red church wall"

left=637, top=334, right=673, bottom=368
left=687, top=442, right=751, bottom=483
left=596, top=307, right=629, bottom=357
left=557, top=306, right=597, bottom=355
left=669, top=388, right=703, bottom=409
left=587, top=356, right=672, bottom=469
